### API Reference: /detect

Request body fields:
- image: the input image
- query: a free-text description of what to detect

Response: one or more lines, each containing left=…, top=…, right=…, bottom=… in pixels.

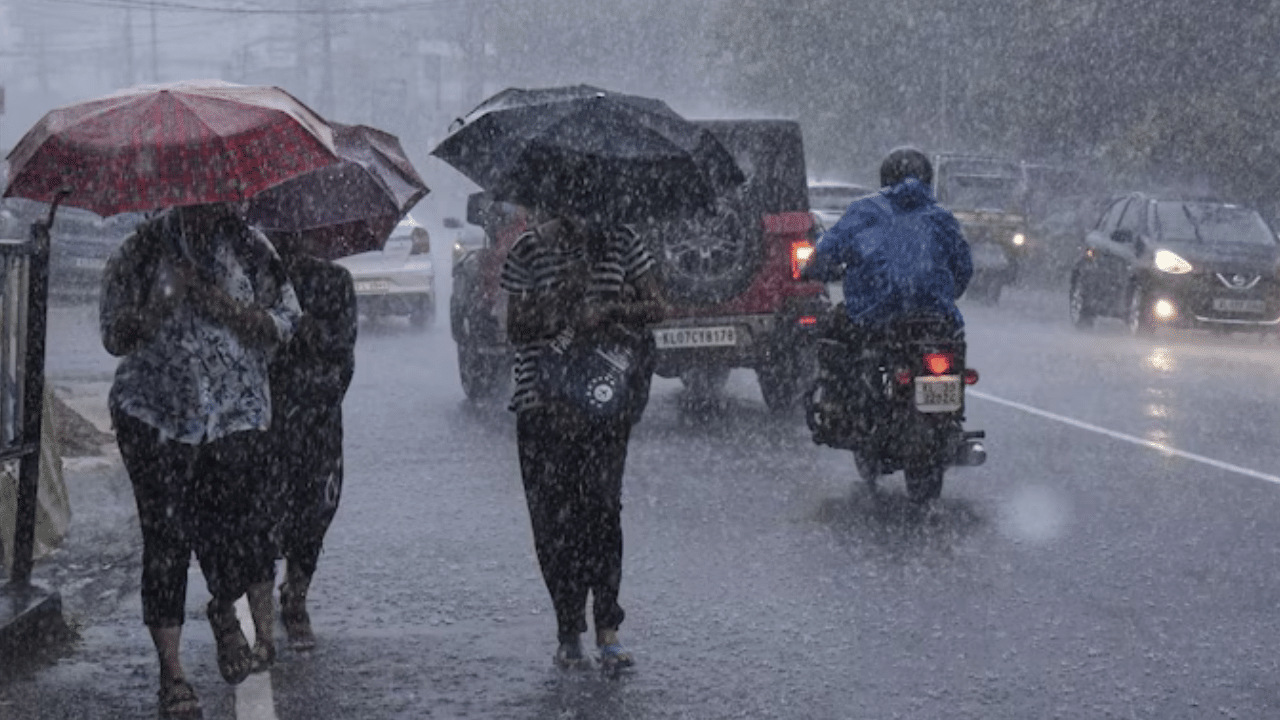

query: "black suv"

left=449, top=119, right=827, bottom=412
left=1068, top=193, right=1280, bottom=334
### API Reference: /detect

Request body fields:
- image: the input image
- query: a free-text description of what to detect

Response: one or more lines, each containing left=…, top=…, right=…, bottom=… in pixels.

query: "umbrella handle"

left=42, top=188, right=72, bottom=229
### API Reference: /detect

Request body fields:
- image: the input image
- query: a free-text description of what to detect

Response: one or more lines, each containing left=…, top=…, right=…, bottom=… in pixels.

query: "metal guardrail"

left=0, top=197, right=60, bottom=586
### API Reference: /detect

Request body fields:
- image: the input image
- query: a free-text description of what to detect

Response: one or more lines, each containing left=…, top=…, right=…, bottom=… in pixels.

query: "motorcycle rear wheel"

left=904, top=464, right=944, bottom=503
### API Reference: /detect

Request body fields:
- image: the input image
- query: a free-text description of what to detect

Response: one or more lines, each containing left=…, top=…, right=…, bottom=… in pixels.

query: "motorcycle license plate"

left=914, top=376, right=962, bottom=413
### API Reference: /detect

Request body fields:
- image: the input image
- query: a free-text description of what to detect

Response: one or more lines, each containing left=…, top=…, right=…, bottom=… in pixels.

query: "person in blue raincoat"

left=800, top=147, right=973, bottom=443
left=802, top=146, right=972, bottom=330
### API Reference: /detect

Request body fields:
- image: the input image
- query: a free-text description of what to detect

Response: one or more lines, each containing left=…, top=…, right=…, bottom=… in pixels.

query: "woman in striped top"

left=500, top=209, right=665, bottom=670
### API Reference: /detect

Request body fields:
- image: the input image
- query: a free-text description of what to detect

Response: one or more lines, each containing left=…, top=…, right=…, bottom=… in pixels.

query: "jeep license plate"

left=1212, top=297, right=1266, bottom=313
left=653, top=325, right=737, bottom=349
left=914, top=376, right=963, bottom=413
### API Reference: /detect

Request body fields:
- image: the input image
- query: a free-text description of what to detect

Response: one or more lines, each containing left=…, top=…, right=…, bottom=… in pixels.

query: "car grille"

left=1214, top=272, right=1262, bottom=290
left=1182, top=272, right=1280, bottom=322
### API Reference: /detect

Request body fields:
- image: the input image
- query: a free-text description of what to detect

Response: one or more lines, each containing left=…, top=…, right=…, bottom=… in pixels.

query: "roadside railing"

left=0, top=201, right=57, bottom=586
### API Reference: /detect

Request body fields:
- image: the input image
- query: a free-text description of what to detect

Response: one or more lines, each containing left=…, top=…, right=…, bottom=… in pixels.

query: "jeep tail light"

left=964, top=368, right=979, bottom=385
left=791, top=241, right=815, bottom=280
left=924, top=352, right=953, bottom=375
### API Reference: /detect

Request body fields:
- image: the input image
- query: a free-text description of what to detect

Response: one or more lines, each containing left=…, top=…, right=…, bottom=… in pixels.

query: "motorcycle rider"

left=801, top=146, right=973, bottom=442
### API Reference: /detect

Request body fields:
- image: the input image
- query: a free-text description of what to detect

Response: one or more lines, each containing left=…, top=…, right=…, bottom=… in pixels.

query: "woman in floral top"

left=100, top=202, right=301, bottom=720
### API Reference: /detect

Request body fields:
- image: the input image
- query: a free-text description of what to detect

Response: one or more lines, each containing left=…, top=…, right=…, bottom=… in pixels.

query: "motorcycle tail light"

left=797, top=315, right=818, bottom=326
left=964, top=368, right=979, bottom=385
left=894, top=370, right=914, bottom=385
left=924, top=352, right=954, bottom=375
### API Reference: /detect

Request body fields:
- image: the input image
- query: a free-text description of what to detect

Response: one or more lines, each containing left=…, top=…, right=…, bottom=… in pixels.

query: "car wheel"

left=410, top=295, right=435, bottom=330
left=966, top=276, right=1001, bottom=306
left=756, top=345, right=817, bottom=414
left=1068, top=274, right=1095, bottom=329
left=854, top=452, right=880, bottom=486
left=1127, top=285, right=1154, bottom=336
left=457, top=340, right=508, bottom=401
left=904, top=464, right=944, bottom=503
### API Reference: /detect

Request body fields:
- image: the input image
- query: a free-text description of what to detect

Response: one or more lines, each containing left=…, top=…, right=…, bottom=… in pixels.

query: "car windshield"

left=940, top=173, right=1022, bottom=211
left=1155, top=202, right=1277, bottom=246
left=809, top=185, right=874, bottom=212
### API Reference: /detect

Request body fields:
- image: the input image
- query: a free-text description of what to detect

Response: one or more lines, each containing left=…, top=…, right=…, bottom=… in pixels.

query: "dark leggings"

left=272, top=405, right=344, bottom=579
left=113, top=407, right=278, bottom=627
left=516, top=408, right=629, bottom=643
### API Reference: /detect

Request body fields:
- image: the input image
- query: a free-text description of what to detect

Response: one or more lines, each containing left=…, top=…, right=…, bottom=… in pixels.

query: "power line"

left=40, top=0, right=484, bottom=15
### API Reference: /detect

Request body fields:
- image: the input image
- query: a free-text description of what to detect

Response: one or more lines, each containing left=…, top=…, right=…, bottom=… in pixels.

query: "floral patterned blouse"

left=100, top=211, right=301, bottom=444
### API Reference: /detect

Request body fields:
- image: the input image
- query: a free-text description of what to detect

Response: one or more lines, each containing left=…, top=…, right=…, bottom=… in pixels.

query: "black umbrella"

left=245, top=123, right=428, bottom=259
left=430, top=85, right=743, bottom=223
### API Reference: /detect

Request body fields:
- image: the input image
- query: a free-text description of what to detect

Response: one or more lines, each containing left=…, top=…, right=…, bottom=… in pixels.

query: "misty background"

left=2, top=0, right=1279, bottom=221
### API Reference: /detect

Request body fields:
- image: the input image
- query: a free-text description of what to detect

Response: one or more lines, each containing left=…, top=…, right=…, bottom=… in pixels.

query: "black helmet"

left=880, top=146, right=933, bottom=187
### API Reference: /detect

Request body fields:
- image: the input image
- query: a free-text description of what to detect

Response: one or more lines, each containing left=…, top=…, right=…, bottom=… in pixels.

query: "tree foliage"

left=714, top=0, right=1280, bottom=208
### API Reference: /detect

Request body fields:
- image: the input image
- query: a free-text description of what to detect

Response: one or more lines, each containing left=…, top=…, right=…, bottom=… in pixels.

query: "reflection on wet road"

left=11, top=291, right=1280, bottom=719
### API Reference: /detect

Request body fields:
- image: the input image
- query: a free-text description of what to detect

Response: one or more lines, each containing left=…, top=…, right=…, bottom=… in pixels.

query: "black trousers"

left=269, top=404, right=344, bottom=580
left=113, top=407, right=278, bottom=627
left=516, top=407, right=630, bottom=642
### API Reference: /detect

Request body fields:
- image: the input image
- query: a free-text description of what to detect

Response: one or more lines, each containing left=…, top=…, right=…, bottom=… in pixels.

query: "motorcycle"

left=804, top=313, right=986, bottom=502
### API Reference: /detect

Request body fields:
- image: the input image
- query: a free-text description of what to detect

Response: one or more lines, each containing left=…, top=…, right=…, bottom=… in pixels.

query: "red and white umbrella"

left=3, top=79, right=340, bottom=216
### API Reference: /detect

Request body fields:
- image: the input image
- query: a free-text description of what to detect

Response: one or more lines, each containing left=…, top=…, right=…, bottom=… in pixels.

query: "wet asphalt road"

left=5, top=288, right=1280, bottom=719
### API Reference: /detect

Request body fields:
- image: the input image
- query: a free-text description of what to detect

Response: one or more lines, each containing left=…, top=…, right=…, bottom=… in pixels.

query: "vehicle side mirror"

left=410, top=227, right=431, bottom=255
left=465, top=192, right=493, bottom=226
left=442, top=217, right=462, bottom=229
left=1111, top=228, right=1134, bottom=244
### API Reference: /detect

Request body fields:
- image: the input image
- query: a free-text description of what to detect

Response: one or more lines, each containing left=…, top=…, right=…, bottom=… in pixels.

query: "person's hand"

left=575, top=302, right=614, bottom=331
left=145, top=259, right=191, bottom=317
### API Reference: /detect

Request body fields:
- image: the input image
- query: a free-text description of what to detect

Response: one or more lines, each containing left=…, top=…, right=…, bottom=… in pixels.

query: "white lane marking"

left=234, top=598, right=279, bottom=720
left=968, top=389, right=1280, bottom=485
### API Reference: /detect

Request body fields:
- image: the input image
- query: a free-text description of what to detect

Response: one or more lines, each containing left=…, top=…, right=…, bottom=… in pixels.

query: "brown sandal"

left=207, top=600, right=254, bottom=684
left=158, top=677, right=203, bottom=719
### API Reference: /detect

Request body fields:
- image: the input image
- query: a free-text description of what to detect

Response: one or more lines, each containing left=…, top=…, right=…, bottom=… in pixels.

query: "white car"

left=335, top=215, right=436, bottom=329
left=808, top=180, right=878, bottom=234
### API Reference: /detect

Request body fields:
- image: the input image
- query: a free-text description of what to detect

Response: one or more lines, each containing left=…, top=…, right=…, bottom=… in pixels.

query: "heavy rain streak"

left=2, top=1, right=1280, bottom=719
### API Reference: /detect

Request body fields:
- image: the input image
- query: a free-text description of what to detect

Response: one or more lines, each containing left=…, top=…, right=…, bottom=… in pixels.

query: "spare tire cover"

left=645, top=191, right=762, bottom=306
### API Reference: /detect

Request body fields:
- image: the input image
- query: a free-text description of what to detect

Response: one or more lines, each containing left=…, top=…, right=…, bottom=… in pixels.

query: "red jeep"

left=449, top=119, right=827, bottom=412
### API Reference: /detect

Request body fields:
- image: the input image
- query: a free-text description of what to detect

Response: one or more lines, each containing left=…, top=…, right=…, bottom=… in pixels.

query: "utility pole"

left=320, top=0, right=335, bottom=116
left=295, top=0, right=309, bottom=101
left=150, top=0, right=159, bottom=82
left=123, top=6, right=135, bottom=86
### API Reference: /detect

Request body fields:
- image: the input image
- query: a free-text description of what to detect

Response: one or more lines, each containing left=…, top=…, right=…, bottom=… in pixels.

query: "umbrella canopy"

left=431, top=85, right=744, bottom=224
left=245, top=123, right=429, bottom=260
left=3, top=80, right=340, bottom=217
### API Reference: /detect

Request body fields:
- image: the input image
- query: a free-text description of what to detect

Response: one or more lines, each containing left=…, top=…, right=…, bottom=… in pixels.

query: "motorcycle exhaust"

left=955, top=439, right=987, bottom=467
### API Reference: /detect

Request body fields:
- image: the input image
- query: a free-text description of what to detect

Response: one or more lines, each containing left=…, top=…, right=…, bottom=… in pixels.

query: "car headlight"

left=1154, top=249, right=1193, bottom=274
left=1011, top=233, right=1026, bottom=247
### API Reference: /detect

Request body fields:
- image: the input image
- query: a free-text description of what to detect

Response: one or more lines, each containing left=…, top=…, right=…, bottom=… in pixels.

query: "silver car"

left=335, top=215, right=436, bottom=329
left=808, top=180, right=877, bottom=234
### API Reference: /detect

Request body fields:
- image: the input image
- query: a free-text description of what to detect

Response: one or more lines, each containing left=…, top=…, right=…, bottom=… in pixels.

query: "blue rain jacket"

left=806, top=178, right=972, bottom=329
